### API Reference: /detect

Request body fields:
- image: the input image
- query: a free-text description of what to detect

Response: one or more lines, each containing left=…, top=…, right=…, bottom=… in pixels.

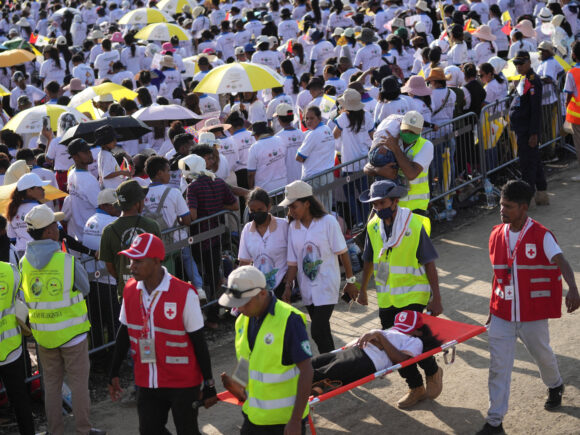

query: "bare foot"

left=221, top=372, right=247, bottom=402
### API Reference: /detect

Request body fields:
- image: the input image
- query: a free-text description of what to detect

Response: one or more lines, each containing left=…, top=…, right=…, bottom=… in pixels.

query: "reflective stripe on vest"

left=398, top=137, right=430, bottom=211
left=20, top=252, right=90, bottom=349
left=0, top=262, right=21, bottom=362
left=566, top=68, right=580, bottom=124
left=367, top=213, right=431, bottom=309
left=235, top=299, right=309, bottom=426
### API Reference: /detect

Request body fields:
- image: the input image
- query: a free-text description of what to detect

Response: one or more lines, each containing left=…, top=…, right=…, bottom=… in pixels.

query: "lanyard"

left=139, top=290, right=160, bottom=338
left=505, top=218, right=530, bottom=280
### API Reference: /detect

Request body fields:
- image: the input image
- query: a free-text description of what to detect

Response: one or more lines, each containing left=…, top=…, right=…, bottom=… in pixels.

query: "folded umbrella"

left=60, top=116, right=152, bottom=145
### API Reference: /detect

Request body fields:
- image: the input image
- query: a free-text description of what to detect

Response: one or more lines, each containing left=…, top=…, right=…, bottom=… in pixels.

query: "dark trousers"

left=87, top=281, right=120, bottom=352
left=517, top=133, right=547, bottom=192
left=306, top=304, right=335, bottom=354
left=0, top=352, right=35, bottom=435
left=379, top=304, right=438, bottom=389
left=312, top=346, right=375, bottom=384
left=241, top=412, right=306, bottom=435
left=192, top=243, right=222, bottom=322
left=235, top=169, right=249, bottom=211
left=137, top=386, right=201, bottom=435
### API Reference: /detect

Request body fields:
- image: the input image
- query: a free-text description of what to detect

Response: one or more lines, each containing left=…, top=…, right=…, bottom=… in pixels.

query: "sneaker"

left=425, top=366, right=443, bottom=399
left=475, top=422, right=505, bottom=434
left=544, top=384, right=564, bottom=410
left=535, top=191, right=550, bottom=206
left=571, top=175, right=580, bottom=182
left=397, top=385, right=427, bottom=409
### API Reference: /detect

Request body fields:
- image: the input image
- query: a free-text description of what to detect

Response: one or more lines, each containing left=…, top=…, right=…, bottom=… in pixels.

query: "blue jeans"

left=342, top=172, right=369, bottom=228
left=181, top=246, right=203, bottom=289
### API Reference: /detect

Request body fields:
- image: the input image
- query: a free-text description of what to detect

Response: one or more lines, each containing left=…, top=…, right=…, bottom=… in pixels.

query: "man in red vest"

left=108, top=233, right=217, bottom=435
left=564, top=40, right=580, bottom=182
left=477, top=180, right=580, bottom=435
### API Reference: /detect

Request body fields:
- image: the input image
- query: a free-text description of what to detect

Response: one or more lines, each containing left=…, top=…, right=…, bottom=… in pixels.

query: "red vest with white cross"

left=123, top=276, right=203, bottom=388
left=489, top=219, right=562, bottom=322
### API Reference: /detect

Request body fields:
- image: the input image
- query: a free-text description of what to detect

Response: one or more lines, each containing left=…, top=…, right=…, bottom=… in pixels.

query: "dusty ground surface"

left=6, top=163, right=580, bottom=435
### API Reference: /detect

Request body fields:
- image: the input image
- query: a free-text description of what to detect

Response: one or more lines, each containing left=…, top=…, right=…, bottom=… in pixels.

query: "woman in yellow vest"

left=219, top=266, right=313, bottom=435
left=0, top=260, right=35, bottom=435
left=357, top=180, right=444, bottom=409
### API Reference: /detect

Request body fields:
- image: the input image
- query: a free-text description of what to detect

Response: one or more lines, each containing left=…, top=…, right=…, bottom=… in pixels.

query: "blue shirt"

left=247, top=294, right=312, bottom=365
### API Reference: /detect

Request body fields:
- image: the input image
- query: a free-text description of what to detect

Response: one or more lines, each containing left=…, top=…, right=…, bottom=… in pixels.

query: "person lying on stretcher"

left=311, top=311, right=443, bottom=389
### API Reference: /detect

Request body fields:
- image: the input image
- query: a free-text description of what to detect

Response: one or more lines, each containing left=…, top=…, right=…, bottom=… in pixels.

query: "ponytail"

left=292, top=75, right=300, bottom=94
left=489, top=41, right=495, bottom=54
left=131, top=42, right=136, bottom=57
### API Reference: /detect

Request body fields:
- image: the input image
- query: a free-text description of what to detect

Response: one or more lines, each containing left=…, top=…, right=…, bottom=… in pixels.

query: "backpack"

left=142, top=187, right=173, bottom=231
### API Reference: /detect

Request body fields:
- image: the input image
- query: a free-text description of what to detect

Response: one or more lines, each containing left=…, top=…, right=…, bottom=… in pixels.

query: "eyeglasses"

left=221, top=286, right=261, bottom=298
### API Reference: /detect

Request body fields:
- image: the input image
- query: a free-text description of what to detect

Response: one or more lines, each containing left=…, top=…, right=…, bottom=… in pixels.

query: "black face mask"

left=249, top=211, right=269, bottom=225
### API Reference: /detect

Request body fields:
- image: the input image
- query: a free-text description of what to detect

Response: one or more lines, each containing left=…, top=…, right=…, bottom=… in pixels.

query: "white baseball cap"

left=400, top=111, right=424, bottom=134
left=218, top=266, right=267, bottom=308
left=24, top=204, right=65, bottom=230
left=279, top=180, right=313, bottom=207
left=274, top=103, right=294, bottom=117
left=16, top=173, right=50, bottom=192
left=97, top=188, right=117, bottom=206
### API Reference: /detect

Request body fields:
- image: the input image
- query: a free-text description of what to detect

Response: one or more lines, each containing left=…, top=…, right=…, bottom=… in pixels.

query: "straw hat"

left=538, top=7, right=553, bottom=22
left=538, top=40, right=555, bottom=55
left=416, top=0, right=430, bottom=12
left=356, top=28, right=378, bottom=44
left=426, top=67, right=449, bottom=82
left=160, top=55, right=176, bottom=69
left=338, top=88, right=365, bottom=111
left=514, top=19, right=536, bottom=38
left=472, top=25, right=496, bottom=41
left=401, top=75, right=432, bottom=96
left=200, top=117, right=232, bottom=132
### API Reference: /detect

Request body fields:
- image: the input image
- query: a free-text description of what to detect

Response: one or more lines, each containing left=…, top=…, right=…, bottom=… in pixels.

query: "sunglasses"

left=221, top=286, right=261, bottom=298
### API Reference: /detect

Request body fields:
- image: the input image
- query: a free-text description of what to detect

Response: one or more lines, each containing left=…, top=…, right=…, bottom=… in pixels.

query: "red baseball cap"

left=119, top=233, right=165, bottom=261
left=392, top=310, right=424, bottom=333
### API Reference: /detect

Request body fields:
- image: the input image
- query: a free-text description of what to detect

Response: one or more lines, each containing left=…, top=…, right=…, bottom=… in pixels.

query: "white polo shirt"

left=296, top=122, right=335, bottom=179
left=276, top=127, right=304, bottom=183
left=287, top=214, right=348, bottom=306
left=247, top=135, right=288, bottom=192
left=238, top=217, right=289, bottom=290
left=66, top=168, right=100, bottom=241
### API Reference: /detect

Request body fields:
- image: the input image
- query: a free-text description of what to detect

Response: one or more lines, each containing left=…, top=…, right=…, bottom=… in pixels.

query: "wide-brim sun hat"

left=338, top=88, right=365, bottom=111
left=401, top=75, right=432, bottom=96
left=472, top=25, right=496, bottom=41
left=359, top=179, right=408, bottom=203
left=514, top=19, right=536, bottom=38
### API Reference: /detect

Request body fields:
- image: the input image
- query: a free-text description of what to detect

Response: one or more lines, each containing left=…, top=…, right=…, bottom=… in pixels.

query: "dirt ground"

left=30, top=164, right=580, bottom=434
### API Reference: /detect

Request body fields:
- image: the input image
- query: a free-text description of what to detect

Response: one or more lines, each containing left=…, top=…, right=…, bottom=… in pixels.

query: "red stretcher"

left=217, top=315, right=487, bottom=434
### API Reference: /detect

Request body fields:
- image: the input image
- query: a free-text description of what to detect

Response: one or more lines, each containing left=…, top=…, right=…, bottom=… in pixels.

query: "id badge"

left=377, top=262, right=389, bottom=284
left=139, top=338, right=156, bottom=363
left=232, top=357, right=250, bottom=387
left=504, top=286, right=514, bottom=301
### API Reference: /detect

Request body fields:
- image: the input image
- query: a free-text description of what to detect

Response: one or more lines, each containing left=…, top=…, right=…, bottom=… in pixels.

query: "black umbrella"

left=60, top=116, right=152, bottom=145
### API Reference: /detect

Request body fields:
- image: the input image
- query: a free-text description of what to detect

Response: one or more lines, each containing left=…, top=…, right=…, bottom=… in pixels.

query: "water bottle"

left=445, top=198, right=454, bottom=221
left=484, top=178, right=496, bottom=208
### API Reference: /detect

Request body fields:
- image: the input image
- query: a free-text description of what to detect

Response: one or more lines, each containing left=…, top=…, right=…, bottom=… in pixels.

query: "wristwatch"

left=346, top=276, right=357, bottom=284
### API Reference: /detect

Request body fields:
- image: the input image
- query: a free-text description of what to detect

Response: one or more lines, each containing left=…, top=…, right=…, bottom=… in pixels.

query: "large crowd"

left=0, top=0, right=580, bottom=433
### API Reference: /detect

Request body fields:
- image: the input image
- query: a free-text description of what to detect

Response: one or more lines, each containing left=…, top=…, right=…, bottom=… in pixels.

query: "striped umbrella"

left=118, top=8, right=172, bottom=25
left=2, top=105, right=88, bottom=134
left=134, top=23, right=191, bottom=41
left=156, top=0, right=198, bottom=15
left=194, top=63, right=285, bottom=94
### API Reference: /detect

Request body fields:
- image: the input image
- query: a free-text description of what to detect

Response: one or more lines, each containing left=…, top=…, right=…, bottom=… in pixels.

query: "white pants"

left=486, top=315, right=563, bottom=426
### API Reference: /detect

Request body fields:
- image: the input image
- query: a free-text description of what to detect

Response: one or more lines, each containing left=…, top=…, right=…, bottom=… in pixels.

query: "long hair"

left=7, top=189, right=27, bottom=222
left=287, top=195, right=327, bottom=222
left=281, top=59, right=300, bottom=94
left=292, top=42, right=305, bottom=64
left=48, top=46, right=61, bottom=69
left=416, top=324, right=443, bottom=352
left=346, top=109, right=365, bottom=133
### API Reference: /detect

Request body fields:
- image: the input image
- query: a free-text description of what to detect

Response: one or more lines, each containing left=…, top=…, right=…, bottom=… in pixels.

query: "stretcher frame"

left=217, top=315, right=487, bottom=434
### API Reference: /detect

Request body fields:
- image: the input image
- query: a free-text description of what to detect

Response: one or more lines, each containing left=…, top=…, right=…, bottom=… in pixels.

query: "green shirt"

left=99, top=215, right=161, bottom=298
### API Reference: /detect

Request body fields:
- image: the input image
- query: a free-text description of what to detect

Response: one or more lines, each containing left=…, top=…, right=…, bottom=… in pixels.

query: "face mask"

left=400, top=132, right=420, bottom=144
left=375, top=206, right=394, bottom=220
left=249, top=211, right=269, bottom=225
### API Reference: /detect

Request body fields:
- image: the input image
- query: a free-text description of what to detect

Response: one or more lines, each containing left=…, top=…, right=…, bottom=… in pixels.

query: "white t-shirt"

left=448, top=41, right=468, bottom=66
left=287, top=214, right=348, bottom=306
left=375, top=98, right=410, bottom=126
left=508, top=228, right=561, bottom=262
left=98, top=149, right=125, bottom=189
left=39, top=58, right=66, bottom=85
left=276, top=127, right=305, bottom=183
left=144, top=183, right=189, bottom=229
left=7, top=201, right=39, bottom=253
left=94, top=50, right=121, bottom=79
left=353, top=43, right=383, bottom=71
left=431, top=87, right=456, bottom=125
left=82, top=210, right=117, bottom=285
left=310, top=40, right=335, bottom=76
left=247, top=136, right=288, bottom=192
left=238, top=217, right=289, bottom=290
left=72, top=63, right=96, bottom=86
left=324, top=77, right=347, bottom=97
left=473, top=41, right=498, bottom=67
left=46, top=138, right=73, bottom=171
left=297, top=123, right=336, bottom=179
left=278, top=19, right=300, bottom=42
left=121, top=45, right=147, bottom=74
left=248, top=100, right=267, bottom=124
left=361, top=329, right=423, bottom=371
left=198, top=94, right=221, bottom=115
left=484, top=78, right=508, bottom=105
left=216, top=137, right=239, bottom=176
left=65, top=168, right=100, bottom=241
left=537, top=58, right=564, bottom=105
left=251, top=50, right=280, bottom=71
left=334, top=111, right=374, bottom=170
left=229, top=128, right=256, bottom=170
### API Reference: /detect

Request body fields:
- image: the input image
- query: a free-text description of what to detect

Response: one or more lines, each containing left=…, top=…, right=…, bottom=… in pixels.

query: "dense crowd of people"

left=0, top=0, right=580, bottom=433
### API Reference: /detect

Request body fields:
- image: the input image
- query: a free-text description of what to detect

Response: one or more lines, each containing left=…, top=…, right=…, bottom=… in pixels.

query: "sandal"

left=310, top=379, right=343, bottom=396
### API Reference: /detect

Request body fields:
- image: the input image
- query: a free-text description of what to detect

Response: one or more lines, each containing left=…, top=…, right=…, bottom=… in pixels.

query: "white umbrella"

left=132, top=104, right=203, bottom=122
left=51, top=7, right=81, bottom=19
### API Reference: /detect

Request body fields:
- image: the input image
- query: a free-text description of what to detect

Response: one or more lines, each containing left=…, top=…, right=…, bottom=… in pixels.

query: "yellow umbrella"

left=118, top=8, right=172, bottom=25
left=135, top=22, right=191, bottom=41
left=156, top=0, right=197, bottom=15
left=0, top=49, right=35, bottom=67
left=194, top=62, right=284, bottom=94
left=3, top=105, right=88, bottom=134
left=68, top=83, right=138, bottom=110
left=0, top=84, right=10, bottom=97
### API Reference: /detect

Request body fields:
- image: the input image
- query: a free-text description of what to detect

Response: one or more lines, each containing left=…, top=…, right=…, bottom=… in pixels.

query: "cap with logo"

left=401, top=110, right=424, bottom=134
left=218, top=265, right=267, bottom=308
left=274, top=103, right=294, bottom=117
left=16, top=173, right=50, bottom=192
left=97, top=188, right=118, bottom=206
left=116, top=179, right=148, bottom=209
left=24, top=204, right=65, bottom=230
left=279, top=180, right=313, bottom=207
left=392, top=310, right=424, bottom=333
left=119, top=233, right=165, bottom=261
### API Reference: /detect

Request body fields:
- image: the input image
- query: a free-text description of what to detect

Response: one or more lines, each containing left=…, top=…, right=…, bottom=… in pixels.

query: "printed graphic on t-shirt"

left=255, top=253, right=278, bottom=290
left=302, top=242, right=323, bottom=281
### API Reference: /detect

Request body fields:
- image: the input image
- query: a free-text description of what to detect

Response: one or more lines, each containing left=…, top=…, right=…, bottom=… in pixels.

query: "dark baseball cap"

left=116, top=179, right=148, bottom=210
left=67, top=138, right=92, bottom=156
left=94, top=125, right=120, bottom=146
left=512, top=51, right=531, bottom=65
